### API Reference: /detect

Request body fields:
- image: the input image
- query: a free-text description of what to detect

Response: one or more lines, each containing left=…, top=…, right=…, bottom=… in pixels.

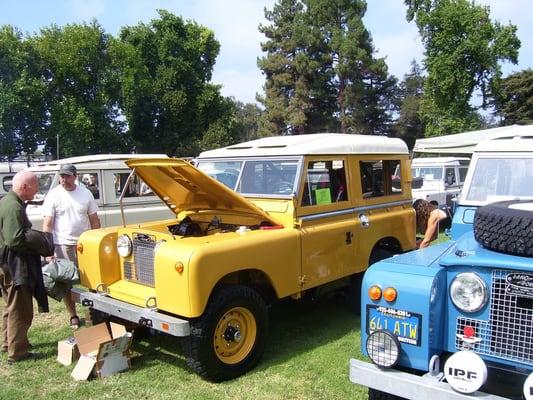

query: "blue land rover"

left=350, top=134, right=533, bottom=400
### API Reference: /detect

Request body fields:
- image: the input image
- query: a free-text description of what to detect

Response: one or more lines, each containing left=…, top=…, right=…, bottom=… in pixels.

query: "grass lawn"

left=0, top=295, right=368, bottom=400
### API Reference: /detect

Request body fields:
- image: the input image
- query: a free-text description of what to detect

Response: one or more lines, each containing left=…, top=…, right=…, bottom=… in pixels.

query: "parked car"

left=26, top=154, right=173, bottom=229
left=409, top=157, right=470, bottom=207
left=72, top=133, right=417, bottom=381
left=0, top=161, right=32, bottom=199
left=349, top=133, right=533, bottom=399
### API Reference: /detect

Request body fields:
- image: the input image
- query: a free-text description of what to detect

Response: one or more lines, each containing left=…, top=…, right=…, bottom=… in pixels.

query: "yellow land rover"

left=73, top=133, right=416, bottom=381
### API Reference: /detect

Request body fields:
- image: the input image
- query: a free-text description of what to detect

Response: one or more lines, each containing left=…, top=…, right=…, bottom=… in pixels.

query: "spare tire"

left=474, top=200, right=533, bottom=257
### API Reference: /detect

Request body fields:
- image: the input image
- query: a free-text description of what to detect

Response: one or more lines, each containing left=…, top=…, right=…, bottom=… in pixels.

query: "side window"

left=445, top=167, right=456, bottom=186
left=79, top=172, right=100, bottom=199
left=360, top=160, right=402, bottom=198
left=458, top=167, right=468, bottom=183
left=301, top=160, right=347, bottom=206
left=113, top=173, right=153, bottom=198
left=2, top=175, right=14, bottom=192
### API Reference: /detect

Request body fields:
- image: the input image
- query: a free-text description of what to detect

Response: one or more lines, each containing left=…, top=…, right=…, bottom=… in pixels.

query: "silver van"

left=26, top=154, right=174, bottom=229
left=0, top=161, right=33, bottom=199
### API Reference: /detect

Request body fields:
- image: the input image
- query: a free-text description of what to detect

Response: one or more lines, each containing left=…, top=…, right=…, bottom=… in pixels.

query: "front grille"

left=455, top=270, right=533, bottom=365
left=123, top=233, right=155, bottom=287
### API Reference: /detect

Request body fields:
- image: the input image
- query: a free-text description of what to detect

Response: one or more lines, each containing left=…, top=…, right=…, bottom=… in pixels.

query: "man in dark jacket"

left=0, top=170, right=47, bottom=364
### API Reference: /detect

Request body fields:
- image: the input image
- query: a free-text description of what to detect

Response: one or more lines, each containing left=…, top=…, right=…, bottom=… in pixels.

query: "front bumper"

left=349, top=359, right=508, bottom=400
left=72, top=287, right=190, bottom=337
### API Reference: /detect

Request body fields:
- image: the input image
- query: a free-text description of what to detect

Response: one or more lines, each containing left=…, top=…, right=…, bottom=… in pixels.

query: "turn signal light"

left=368, top=285, right=382, bottom=301
left=76, top=243, right=83, bottom=254
left=175, top=262, right=184, bottom=274
left=383, top=287, right=397, bottom=302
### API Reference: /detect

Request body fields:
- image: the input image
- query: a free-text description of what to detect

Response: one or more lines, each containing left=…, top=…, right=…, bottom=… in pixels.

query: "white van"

left=0, top=161, right=32, bottom=199
left=410, top=157, right=470, bottom=206
left=26, top=154, right=174, bottom=229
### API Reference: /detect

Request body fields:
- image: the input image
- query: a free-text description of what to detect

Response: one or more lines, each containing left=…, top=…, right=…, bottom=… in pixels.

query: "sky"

left=1, top=0, right=532, bottom=104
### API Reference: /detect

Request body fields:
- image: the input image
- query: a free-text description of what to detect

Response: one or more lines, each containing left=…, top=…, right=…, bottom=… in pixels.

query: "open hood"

left=125, top=158, right=279, bottom=225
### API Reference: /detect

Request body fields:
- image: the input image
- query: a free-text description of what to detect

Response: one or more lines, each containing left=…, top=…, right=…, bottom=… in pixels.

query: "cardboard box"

left=57, top=337, right=80, bottom=366
left=70, top=322, right=132, bottom=381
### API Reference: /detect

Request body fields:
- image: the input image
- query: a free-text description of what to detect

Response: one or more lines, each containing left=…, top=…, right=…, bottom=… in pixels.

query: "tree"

left=395, top=60, right=425, bottom=149
left=115, top=10, right=229, bottom=156
left=231, top=99, right=263, bottom=142
left=493, top=69, right=533, bottom=126
left=405, top=0, right=521, bottom=136
left=258, top=0, right=398, bottom=135
left=0, top=26, right=47, bottom=158
left=32, top=21, right=128, bottom=157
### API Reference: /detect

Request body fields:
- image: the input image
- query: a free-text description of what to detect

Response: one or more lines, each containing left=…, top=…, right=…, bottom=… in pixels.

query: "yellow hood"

left=125, top=158, right=279, bottom=224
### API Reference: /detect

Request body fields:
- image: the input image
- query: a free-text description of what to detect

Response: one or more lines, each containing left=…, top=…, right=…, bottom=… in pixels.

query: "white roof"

left=0, top=162, right=32, bottom=173
left=413, top=124, right=533, bottom=154
left=199, top=133, right=408, bottom=158
left=30, top=154, right=168, bottom=172
left=411, top=157, right=470, bottom=166
left=474, top=134, right=533, bottom=153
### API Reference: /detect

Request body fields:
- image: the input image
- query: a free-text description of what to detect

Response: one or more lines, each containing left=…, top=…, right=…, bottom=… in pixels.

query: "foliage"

left=492, top=69, right=533, bottom=126
left=0, top=11, right=238, bottom=159
left=231, top=99, right=264, bottom=142
left=405, top=0, right=521, bottom=136
left=394, top=60, right=425, bottom=149
left=31, top=21, right=128, bottom=157
left=258, top=0, right=397, bottom=135
left=0, top=26, right=47, bottom=157
left=116, top=10, right=230, bottom=156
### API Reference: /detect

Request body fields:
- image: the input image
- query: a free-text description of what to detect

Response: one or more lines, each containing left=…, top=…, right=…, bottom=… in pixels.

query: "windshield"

left=411, top=167, right=443, bottom=181
left=197, top=159, right=299, bottom=196
left=465, top=158, right=533, bottom=202
left=36, top=173, right=56, bottom=195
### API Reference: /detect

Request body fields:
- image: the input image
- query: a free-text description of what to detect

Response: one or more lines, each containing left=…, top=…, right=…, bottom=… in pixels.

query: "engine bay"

left=167, top=216, right=278, bottom=237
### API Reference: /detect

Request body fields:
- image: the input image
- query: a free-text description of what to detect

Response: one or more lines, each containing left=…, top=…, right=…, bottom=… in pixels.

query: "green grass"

left=0, top=296, right=368, bottom=400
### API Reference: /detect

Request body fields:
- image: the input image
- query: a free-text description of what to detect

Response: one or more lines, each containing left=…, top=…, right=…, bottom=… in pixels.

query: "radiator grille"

left=455, top=270, right=533, bottom=365
left=123, top=233, right=155, bottom=287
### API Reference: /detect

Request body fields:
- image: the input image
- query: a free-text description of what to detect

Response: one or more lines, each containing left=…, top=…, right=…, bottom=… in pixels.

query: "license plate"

left=367, top=305, right=422, bottom=346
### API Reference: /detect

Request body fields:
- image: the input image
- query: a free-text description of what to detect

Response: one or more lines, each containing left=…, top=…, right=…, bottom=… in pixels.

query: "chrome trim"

left=300, top=199, right=412, bottom=222
left=349, top=359, right=508, bottom=400
left=73, top=287, right=190, bottom=337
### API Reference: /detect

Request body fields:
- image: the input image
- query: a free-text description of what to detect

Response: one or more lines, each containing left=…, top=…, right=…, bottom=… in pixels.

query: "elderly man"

left=42, top=163, right=100, bottom=329
left=0, top=170, right=42, bottom=364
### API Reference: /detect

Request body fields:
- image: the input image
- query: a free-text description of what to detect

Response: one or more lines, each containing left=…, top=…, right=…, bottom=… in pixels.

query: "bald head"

left=12, top=169, right=38, bottom=201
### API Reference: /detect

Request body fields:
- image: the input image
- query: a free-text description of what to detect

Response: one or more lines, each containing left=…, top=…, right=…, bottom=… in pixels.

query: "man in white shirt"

left=42, top=163, right=100, bottom=329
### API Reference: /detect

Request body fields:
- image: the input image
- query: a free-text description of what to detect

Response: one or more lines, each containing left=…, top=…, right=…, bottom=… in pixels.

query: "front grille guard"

left=455, top=269, right=533, bottom=366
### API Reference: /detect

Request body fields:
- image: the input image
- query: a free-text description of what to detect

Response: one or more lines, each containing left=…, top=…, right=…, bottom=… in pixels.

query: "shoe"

left=7, top=352, right=35, bottom=365
left=70, top=315, right=80, bottom=330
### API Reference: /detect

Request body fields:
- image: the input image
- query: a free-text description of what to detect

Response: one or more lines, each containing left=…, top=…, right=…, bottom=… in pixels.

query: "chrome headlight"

left=116, top=234, right=132, bottom=257
left=366, top=330, right=400, bottom=368
left=450, top=273, right=488, bottom=313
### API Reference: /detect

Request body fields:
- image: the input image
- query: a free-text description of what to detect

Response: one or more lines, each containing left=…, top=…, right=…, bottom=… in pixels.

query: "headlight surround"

left=450, top=272, right=488, bottom=313
left=116, top=234, right=132, bottom=257
left=366, top=330, right=400, bottom=368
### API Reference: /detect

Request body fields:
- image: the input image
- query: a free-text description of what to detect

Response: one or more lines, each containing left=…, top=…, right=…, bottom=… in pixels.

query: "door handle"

left=345, top=231, right=353, bottom=245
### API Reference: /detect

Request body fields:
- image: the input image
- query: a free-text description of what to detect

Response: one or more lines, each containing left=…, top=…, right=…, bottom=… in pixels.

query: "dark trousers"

left=0, top=268, right=33, bottom=360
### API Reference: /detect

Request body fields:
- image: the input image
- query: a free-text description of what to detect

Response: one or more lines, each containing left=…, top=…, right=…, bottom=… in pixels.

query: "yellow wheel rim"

left=213, top=306, right=257, bottom=365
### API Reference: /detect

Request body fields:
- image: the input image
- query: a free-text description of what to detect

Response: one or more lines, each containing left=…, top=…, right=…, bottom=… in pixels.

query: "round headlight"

left=116, top=234, right=132, bottom=257
left=366, top=330, right=400, bottom=368
left=450, top=273, right=488, bottom=313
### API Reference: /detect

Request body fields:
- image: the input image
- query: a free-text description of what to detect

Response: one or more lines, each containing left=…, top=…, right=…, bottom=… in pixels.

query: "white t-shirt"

left=42, top=184, right=99, bottom=245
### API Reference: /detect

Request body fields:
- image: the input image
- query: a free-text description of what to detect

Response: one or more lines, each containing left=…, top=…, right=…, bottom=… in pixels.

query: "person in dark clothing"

left=0, top=170, right=53, bottom=364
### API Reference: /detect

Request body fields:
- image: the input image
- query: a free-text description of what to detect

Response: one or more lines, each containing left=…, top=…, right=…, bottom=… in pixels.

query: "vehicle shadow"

left=129, top=294, right=359, bottom=374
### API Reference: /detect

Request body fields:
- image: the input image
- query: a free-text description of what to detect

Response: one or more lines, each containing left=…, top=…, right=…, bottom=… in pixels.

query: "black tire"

left=368, top=388, right=404, bottom=400
left=369, top=246, right=394, bottom=265
left=474, top=200, right=533, bottom=257
left=183, top=285, right=269, bottom=382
